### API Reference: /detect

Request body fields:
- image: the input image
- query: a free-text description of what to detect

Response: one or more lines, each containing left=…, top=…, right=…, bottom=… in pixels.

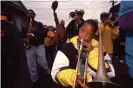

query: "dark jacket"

left=1, top=19, right=32, bottom=88
left=66, top=19, right=84, bottom=38
left=21, top=20, right=48, bottom=45
left=1, top=20, right=20, bottom=76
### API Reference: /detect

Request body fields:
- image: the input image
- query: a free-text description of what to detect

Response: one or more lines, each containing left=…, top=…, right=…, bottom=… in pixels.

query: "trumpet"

left=73, top=24, right=122, bottom=88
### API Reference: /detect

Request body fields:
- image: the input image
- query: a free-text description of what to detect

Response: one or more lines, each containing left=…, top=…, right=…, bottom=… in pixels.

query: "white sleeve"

left=51, top=51, right=69, bottom=83
left=104, top=54, right=115, bottom=78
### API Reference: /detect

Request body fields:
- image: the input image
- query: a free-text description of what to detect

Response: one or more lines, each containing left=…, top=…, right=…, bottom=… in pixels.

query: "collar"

left=69, top=36, right=99, bottom=51
left=0, top=15, right=7, bottom=20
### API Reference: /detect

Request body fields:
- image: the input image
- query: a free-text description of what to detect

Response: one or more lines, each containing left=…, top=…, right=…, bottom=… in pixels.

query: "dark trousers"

left=113, top=39, right=120, bottom=57
left=45, top=45, right=56, bottom=70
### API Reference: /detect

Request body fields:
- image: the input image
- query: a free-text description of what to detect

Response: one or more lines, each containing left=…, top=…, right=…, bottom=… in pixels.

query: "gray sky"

left=22, top=0, right=120, bottom=27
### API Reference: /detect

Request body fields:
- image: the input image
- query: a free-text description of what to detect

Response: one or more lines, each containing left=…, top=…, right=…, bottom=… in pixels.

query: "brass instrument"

left=27, top=18, right=35, bottom=38
left=87, top=23, right=122, bottom=88
left=24, top=18, right=35, bottom=49
left=72, top=39, right=91, bottom=88
left=73, top=24, right=122, bottom=88
left=73, top=39, right=84, bottom=88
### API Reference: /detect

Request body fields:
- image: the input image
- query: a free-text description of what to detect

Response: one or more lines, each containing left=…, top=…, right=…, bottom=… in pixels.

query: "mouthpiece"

left=79, top=39, right=83, bottom=51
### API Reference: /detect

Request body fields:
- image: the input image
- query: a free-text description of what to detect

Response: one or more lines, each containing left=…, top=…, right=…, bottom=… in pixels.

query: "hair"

left=75, top=9, right=85, bottom=16
left=100, top=12, right=109, bottom=19
left=27, top=9, right=36, bottom=15
left=69, top=12, right=76, bottom=18
left=84, top=19, right=98, bottom=34
left=69, top=9, right=85, bottom=18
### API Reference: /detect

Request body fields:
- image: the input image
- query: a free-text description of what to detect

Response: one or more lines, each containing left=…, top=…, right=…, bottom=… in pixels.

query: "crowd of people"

left=1, top=1, right=133, bottom=88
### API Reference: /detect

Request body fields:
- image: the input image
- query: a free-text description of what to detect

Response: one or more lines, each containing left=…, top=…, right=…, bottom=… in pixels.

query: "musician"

left=95, top=12, right=119, bottom=57
left=51, top=19, right=115, bottom=88
left=66, top=9, right=85, bottom=39
left=21, top=9, right=50, bottom=88
left=56, top=20, right=66, bottom=50
left=52, top=5, right=66, bottom=50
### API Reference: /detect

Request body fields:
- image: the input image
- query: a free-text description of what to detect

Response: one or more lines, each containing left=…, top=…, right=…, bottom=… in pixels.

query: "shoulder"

left=60, top=43, right=74, bottom=51
left=1, top=20, right=15, bottom=30
left=91, top=39, right=98, bottom=47
left=60, top=43, right=78, bottom=58
left=67, top=36, right=78, bottom=43
left=36, top=21, right=43, bottom=25
left=60, top=43, right=76, bottom=53
left=68, top=20, right=75, bottom=25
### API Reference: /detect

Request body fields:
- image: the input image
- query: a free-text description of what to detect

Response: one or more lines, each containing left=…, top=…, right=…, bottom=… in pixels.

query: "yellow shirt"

left=96, top=22, right=119, bottom=54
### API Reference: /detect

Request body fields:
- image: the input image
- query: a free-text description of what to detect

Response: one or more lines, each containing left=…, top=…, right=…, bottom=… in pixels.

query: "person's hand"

left=27, top=33, right=34, bottom=39
left=105, top=20, right=114, bottom=28
left=81, top=41, right=93, bottom=52
left=23, top=38, right=28, bottom=42
left=77, top=75, right=90, bottom=88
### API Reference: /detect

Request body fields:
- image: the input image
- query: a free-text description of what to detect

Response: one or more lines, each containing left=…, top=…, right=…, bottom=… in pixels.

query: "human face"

left=79, top=23, right=94, bottom=42
left=27, top=10, right=35, bottom=19
left=75, top=15, right=82, bottom=23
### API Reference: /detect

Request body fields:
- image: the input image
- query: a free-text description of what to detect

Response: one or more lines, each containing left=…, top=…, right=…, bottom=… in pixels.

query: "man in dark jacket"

left=66, top=9, right=85, bottom=39
left=21, top=9, right=50, bottom=88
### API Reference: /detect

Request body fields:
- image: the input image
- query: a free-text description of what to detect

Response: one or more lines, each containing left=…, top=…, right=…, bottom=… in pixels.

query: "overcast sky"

left=22, top=0, right=120, bottom=27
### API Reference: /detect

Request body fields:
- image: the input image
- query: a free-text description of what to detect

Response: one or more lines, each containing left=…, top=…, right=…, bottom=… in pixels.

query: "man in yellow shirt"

left=51, top=19, right=115, bottom=88
left=96, top=12, right=119, bottom=57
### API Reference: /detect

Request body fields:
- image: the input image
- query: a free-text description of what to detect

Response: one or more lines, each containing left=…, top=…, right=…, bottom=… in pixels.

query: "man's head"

left=27, top=9, right=36, bottom=19
left=79, top=19, right=98, bottom=42
left=75, top=9, right=85, bottom=23
left=60, top=20, right=65, bottom=25
left=100, top=12, right=109, bottom=23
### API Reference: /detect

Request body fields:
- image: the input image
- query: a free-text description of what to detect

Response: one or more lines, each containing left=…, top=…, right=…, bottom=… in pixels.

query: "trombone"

left=73, top=39, right=83, bottom=88
left=73, top=24, right=122, bottom=88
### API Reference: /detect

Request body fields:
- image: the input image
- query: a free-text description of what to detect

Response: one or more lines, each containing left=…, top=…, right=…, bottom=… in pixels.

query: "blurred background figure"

left=66, top=9, right=85, bottom=40
left=44, top=26, right=56, bottom=70
left=96, top=12, right=119, bottom=58
left=1, top=12, right=32, bottom=88
left=56, top=20, right=66, bottom=50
